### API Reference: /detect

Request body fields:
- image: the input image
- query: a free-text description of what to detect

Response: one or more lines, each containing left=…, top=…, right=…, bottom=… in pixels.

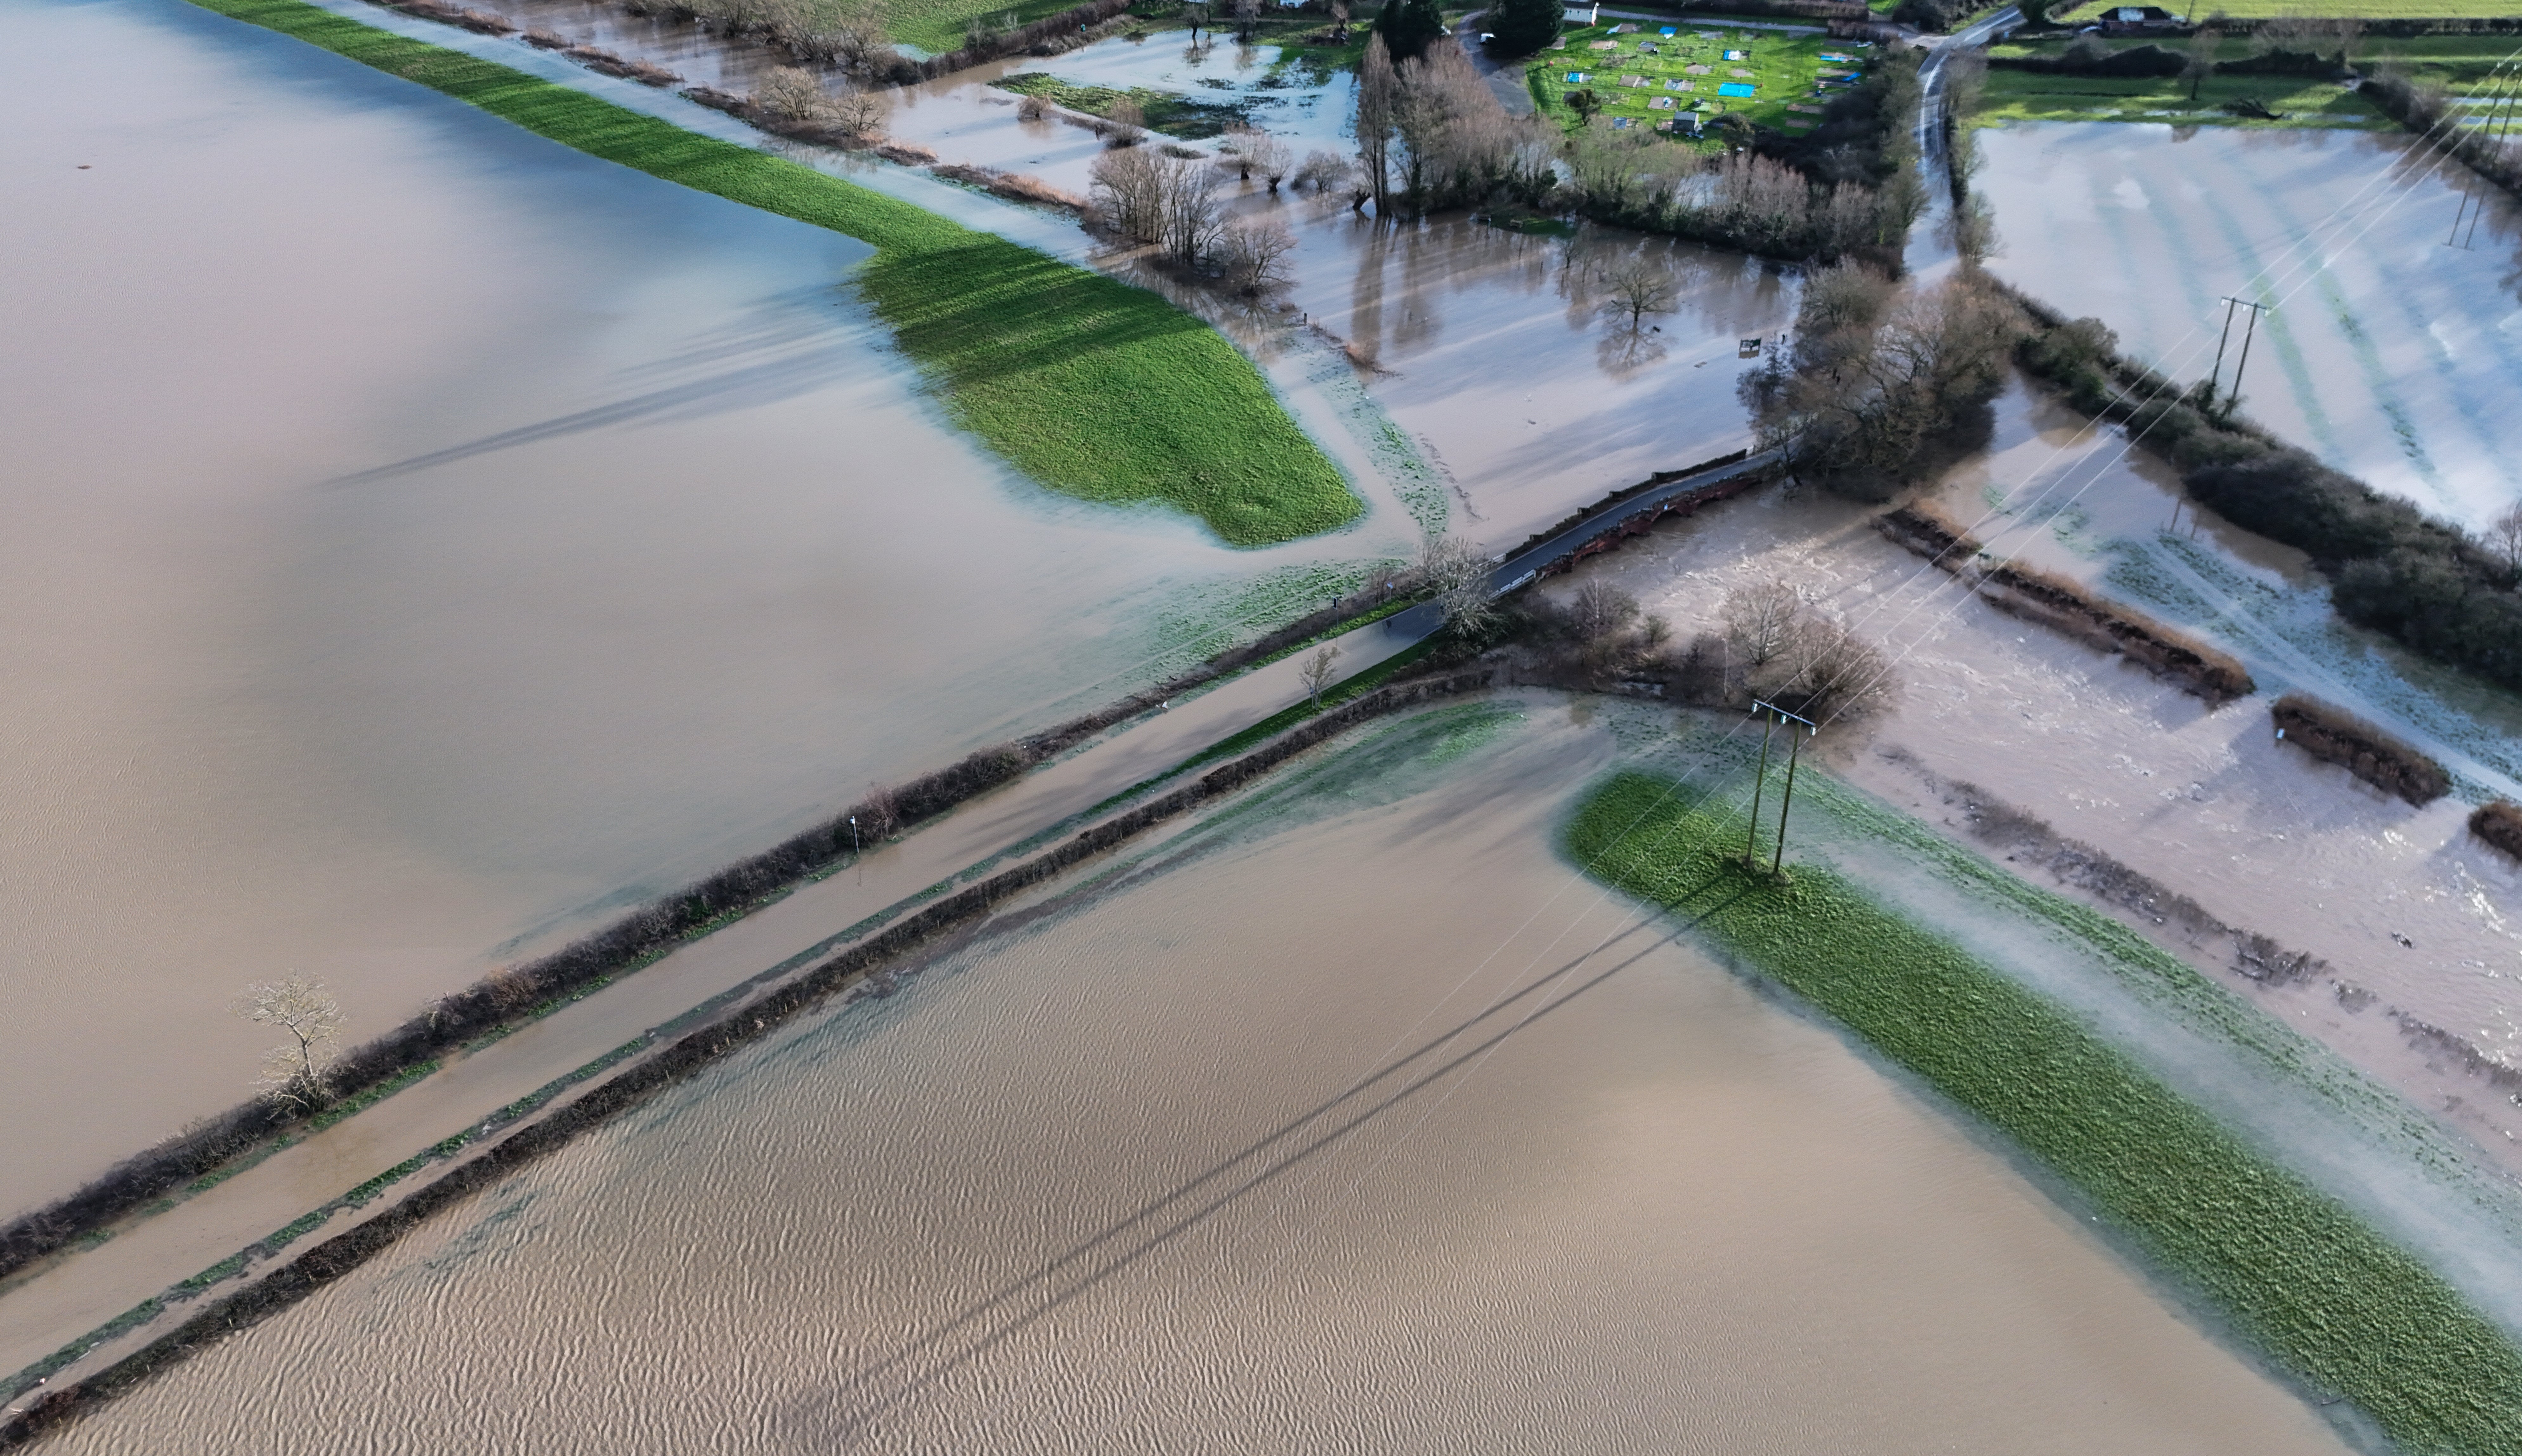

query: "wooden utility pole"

left=2208, top=296, right=2270, bottom=413
left=1748, top=700, right=1818, bottom=875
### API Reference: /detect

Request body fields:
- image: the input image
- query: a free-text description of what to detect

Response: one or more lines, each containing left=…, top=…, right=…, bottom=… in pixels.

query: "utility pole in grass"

left=1744, top=699, right=1817, bottom=875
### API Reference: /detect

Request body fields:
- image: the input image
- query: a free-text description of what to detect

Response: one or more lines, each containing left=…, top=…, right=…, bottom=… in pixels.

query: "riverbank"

left=1569, top=768, right=2522, bottom=1456
left=183, top=0, right=1359, bottom=546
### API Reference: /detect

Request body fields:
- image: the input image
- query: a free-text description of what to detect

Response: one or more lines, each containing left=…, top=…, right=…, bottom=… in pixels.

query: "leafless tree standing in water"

left=1104, top=96, right=1147, bottom=146
left=1300, top=644, right=1341, bottom=707
left=753, top=65, right=831, bottom=122
left=232, top=977, right=343, bottom=1114
left=1218, top=217, right=1297, bottom=293
left=1721, top=577, right=1804, bottom=670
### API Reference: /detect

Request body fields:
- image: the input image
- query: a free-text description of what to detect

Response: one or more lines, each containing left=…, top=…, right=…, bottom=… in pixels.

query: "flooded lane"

left=1979, top=120, right=2522, bottom=531
left=0, top=0, right=1406, bottom=1208
left=29, top=705, right=2357, bottom=1455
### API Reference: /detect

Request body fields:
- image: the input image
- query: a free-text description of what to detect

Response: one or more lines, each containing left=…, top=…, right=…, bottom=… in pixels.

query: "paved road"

left=1906, top=6, right=2023, bottom=276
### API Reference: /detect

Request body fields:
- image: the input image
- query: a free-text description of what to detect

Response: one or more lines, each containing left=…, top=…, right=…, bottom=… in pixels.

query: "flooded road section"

left=1560, top=382, right=2522, bottom=1173
left=0, top=0, right=1408, bottom=1207
left=31, top=706, right=2354, bottom=1455
left=1978, top=120, right=2522, bottom=532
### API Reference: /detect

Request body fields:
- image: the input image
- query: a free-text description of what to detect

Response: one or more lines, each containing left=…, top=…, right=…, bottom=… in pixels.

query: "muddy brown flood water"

left=29, top=706, right=2355, bottom=1454
left=0, top=0, right=1412, bottom=1208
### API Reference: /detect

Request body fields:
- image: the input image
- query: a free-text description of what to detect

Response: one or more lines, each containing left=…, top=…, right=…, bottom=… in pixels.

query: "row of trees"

left=1357, top=35, right=1556, bottom=218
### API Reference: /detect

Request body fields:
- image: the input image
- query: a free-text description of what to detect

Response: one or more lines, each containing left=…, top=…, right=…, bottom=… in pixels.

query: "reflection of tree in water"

left=1347, top=217, right=1392, bottom=368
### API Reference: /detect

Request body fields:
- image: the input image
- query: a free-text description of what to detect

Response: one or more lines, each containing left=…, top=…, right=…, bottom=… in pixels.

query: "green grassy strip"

left=307, top=1058, right=440, bottom=1131
left=184, top=0, right=1360, bottom=546
left=993, top=72, right=1252, bottom=136
left=1131, top=636, right=1439, bottom=795
left=1566, top=770, right=2522, bottom=1456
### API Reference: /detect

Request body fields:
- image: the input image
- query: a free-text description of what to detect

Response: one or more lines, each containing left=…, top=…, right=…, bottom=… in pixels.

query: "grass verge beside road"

left=1567, top=769, right=2522, bottom=1456
left=186, top=0, right=1361, bottom=546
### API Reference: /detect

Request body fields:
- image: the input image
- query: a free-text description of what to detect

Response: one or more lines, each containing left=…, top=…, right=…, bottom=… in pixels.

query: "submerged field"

left=184, top=0, right=1361, bottom=546
left=1567, top=769, right=2522, bottom=1456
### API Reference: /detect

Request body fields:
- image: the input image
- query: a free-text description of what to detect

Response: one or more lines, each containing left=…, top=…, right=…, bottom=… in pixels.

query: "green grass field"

left=2056, top=0, right=2522, bottom=17
left=1976, top=63, right=2388, bottom=123
left=887, top=0, right=1094, bottom=55
left=992, top=71, right=1253, bottom=135
left=180, top=0, right=1362, bottom=546
left=1567, top=769, right=2522, bottom=1456
left=1528, top=22, right=1873, bottom=141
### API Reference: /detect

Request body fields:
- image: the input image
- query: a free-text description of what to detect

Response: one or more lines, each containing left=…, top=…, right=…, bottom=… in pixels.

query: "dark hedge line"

left=0, top=579, right=1430, bottom=1281
left=0, top=668, right=1494, bottom=1454
left=2007, top=293, right=2522, bottom=696
left=2271, top=693, right=2452, bottom=806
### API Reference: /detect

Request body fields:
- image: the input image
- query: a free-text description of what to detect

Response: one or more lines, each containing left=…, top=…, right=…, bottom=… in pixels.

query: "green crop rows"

left=1530, top=21, right=1868, bottom=139
left=184, top=0, right=1362, bottom=546
left=1566, top=770, right=2522, bottom=1456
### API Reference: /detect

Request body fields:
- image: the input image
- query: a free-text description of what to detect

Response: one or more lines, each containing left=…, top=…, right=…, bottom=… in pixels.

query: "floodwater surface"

left=29, top=706, right=2357, bottom=1455
left=1979, top=120, right=2522, bottom=531
left=0, top=0, right=1408, bottom=1207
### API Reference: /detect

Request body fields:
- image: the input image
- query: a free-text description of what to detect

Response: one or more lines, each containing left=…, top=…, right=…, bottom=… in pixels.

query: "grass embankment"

left=993, top=71, right=1252, bottom=136
left=1566, top=769, right=2522, bottom=1456
left=1532, top=22, right=1866, bottom=139
left=1979, top=38, right=2384, bottom=126
left=185, top=0, right=1359, bottom=546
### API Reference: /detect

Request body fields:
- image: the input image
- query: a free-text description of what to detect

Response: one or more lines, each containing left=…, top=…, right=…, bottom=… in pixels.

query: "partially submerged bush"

left=2470, top=800, right=2522, bottom=862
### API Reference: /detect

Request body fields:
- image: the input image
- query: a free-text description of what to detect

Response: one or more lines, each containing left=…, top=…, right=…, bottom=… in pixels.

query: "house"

left=1563, top=3, right=1598, bottom=24
left=2098, top=5, right=2179, bottom=33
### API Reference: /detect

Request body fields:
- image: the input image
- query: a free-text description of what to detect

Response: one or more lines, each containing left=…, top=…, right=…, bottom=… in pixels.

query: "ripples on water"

left=38, top=707, right=2352, bottom=1454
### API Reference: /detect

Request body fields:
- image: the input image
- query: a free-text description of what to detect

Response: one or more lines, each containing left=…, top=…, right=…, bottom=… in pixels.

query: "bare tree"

left=1104, top=95, right=1147, bottom=146
left=1300, top=643, right=1341, bottom=707
left=1231, top=0, right=1258, bottom=43
left=1356, top=32, right=1399, bottom=214
left=1217, top=217, right=1297, bottom=293
left=1597, top=255, right=1677, bottom=333
left=1016, top=90, right=1051, bottom=121
left=1292, top=149, right=1354, bottom=195
left=232, top=977, right=344, bottom=1114
left=1181, top=0, right=1208, bottom=42
left=1415, top=534, right=1497, bottom=635
left=1154, top=153, right=1225, bottom=262
left=1775, top=613, right=1897, bottom=723
left=1091, top=145, right=1166, bottom=240
left=1569, top=579, right=1641, bottom=641
left=2183, top=27, right=2221, bottom=101
left=2490, top=502, right=2522, bottom=582
left=1247, top=133, right=1293, bottom=191
left=858, top=780, right=901, bottom=838
left=753, top=65, right=830, bottom=121
left=1721, top=577, right=1804, bottom=669
left=831, top=82, right=884, bottom=135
